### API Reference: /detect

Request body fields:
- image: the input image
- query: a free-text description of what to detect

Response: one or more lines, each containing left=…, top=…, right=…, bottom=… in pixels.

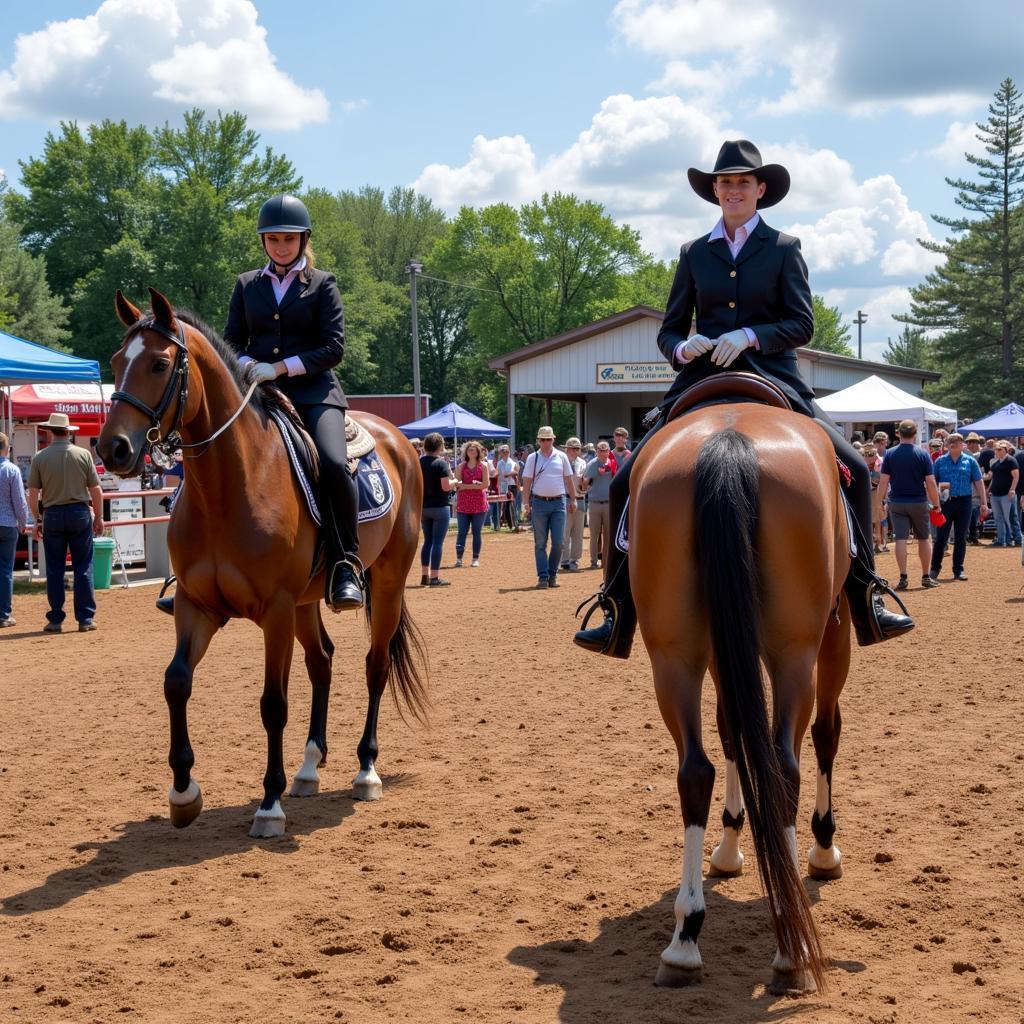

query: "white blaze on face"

left=122, top=332, right=146, bottom=375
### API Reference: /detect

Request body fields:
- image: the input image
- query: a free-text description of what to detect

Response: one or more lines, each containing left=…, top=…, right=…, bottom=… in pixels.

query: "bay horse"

left=629, top=400, right=850, bottom=994
left=97, top=288, right=427, bottom=838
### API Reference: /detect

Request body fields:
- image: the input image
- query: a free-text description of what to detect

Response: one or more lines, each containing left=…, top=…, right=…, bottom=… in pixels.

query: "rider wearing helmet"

left=226, top=194, right=364, bottom=611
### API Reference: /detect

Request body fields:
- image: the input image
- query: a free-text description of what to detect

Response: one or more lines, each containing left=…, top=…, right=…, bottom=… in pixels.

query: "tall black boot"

left=844, top=546, right=913, bottom=646
left=323, top=490, right=365, bottom=613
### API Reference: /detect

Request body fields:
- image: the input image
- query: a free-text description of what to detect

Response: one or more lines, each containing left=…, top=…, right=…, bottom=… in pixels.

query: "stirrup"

left=326, top=555, right=367, bottom=610
left=573, top=590, right=634, bottom=658
left=868, top=574, right=911, bottom=618
left=159, top=575, right=177, bottom=599
left=575, top=590, right=614, bottom=630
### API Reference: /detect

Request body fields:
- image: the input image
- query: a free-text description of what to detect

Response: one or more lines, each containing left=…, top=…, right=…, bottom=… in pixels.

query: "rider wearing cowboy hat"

left=574, top=140, right=913, bottom=658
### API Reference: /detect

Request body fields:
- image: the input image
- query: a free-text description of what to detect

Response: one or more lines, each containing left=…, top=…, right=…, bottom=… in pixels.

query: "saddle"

left=665, top=371, right=792, bottom=424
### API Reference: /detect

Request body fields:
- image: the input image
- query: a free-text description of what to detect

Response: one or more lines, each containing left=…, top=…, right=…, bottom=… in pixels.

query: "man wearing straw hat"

left=26, top=413, right=104, bottom=633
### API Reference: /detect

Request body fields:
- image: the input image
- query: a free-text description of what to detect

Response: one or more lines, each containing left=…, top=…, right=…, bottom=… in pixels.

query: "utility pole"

left=406, top=261, right=423, bottom=417
left=853, top=310, right=867, bottom=360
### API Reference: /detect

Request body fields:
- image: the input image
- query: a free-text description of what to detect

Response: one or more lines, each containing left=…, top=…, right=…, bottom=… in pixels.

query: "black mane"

left=172, top=308, right=254, bottom=398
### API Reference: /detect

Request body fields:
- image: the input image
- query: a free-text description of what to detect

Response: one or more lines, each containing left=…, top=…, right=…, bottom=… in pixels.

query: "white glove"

left=678, top=334, right=715, bottom=363
left=252, top=362, right=278, bottom=383
left=711, top=329, right=754, bottom=367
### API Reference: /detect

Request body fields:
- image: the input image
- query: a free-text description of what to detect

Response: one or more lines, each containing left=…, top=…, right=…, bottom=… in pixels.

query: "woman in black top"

left=225, top=194, right=363, bottom=611
left=419, top=432, right=458, bottom=586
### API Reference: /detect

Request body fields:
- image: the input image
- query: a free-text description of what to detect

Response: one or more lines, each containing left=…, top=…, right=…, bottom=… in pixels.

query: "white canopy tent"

left=816, top=375, right=956, bottom=440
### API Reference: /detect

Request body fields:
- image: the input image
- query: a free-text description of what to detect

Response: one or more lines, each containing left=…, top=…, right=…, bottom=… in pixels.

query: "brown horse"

left=98, top=288, right=427, bottom=838
left=629, top=402, right=850, bottom=993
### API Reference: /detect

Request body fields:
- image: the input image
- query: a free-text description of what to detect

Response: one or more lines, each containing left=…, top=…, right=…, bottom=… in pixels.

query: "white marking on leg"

left=168, top=779, right=200, bottom=806
left=352, top=764, right=383, bottom=801
left=661, top=824, right=705, bottom=970
left=772, top=826, right=801, bottom=970
left=250, top=799, right=286, bottom=838
left=808, top=769, right=842, bottom=870
left=815, top=769, right=830, bottom=818
left=290, top=740, right=322, bottom=796
left=710, top=759, right=745, bottom=874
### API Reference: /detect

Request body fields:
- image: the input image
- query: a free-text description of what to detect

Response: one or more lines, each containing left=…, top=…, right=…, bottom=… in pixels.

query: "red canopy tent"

left=1, top=382, right=114, bottom=436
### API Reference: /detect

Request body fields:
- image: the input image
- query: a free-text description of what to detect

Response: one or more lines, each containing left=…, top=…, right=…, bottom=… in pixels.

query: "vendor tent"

left=961, top=402, right=1024, bottom=438
left=398, top=401, right=510, bottom=452
left=0, top=328, right=103, bottom=436
left=816, top=375, right=955, bottom=433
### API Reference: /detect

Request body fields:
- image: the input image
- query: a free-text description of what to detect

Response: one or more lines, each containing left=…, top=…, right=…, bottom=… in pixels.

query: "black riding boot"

left=324, top=478, right=365, bottom=613
left=155, top=575, right=175, bottom=616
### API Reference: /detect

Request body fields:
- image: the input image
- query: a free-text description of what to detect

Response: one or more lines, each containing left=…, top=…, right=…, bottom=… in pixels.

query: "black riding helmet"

left=258, top=194, right=311, bottom=272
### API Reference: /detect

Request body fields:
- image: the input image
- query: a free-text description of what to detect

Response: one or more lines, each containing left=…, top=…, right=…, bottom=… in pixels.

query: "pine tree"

left=882, top=325, right=934, bottom=369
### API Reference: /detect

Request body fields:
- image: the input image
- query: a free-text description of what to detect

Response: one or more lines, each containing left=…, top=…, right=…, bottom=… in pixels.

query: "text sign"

left=596, top=362, right=675, bottom=385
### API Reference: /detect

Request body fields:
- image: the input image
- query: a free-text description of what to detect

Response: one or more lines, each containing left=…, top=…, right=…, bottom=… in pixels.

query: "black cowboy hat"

left=687, top=140, right=790, bottom=209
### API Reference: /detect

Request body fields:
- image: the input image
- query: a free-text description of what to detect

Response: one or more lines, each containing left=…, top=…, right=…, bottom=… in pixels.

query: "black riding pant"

left=602, top=410, right=876, bottom=605
left=299, top=403, right=359, bottom=562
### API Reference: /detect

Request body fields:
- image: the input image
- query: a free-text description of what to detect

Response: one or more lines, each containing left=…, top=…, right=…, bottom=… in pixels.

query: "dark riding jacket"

left=224, top=266, right=348, bottom=409
left=657, top=218, right=815, bottom=414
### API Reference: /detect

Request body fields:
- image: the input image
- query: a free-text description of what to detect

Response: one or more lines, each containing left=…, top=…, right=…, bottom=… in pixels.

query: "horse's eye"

left=152, top=360, right=170, bottom=374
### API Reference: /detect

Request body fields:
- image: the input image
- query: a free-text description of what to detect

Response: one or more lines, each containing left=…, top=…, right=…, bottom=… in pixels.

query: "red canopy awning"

left=1, top=382, right=114, bottom=437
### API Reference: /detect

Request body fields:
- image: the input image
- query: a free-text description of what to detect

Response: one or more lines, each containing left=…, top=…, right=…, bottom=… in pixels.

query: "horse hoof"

left=808, top=862, right=843, bottom=881
left=655, top=962, right=702, bottom=987
left=289, top=776, right=320, bottom=798
left=168, top=782, right=203, bottom=829
left=769, top=968, right=817, bottom=996
left=250, top=801, right=286, bottom=838
left=353, top=779, right=383, bottom=801
left=707, top=861, right=743, bottom=878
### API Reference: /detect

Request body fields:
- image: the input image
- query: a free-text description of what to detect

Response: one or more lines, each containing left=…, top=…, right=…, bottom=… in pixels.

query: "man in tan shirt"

left=27, top=414, right=104, bottom=633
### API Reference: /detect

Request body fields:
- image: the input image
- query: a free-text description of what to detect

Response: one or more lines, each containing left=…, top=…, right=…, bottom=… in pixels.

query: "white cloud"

left=413, top=134, right=540, bottom=210
left=0, top=0, right=329, bottom=130
left=928, top=120, right=989, bottom=164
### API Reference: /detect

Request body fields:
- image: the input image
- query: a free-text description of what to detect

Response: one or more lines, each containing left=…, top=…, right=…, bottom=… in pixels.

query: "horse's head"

left=97, top=288, right=191, bottom=476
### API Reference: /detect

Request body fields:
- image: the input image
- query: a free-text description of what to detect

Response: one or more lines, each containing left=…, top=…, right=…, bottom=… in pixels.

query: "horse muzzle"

left=97, top=430, right=147, bottom=477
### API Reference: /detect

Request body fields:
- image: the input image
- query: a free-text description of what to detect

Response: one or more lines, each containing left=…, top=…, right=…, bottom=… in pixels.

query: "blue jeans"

left=531, top=495, right=566, bottom=580
left=1010, top=495, right=1022, bottom=543
left=930, top=495, right=972, bottom=575
left=420, top=506, right=451, bottom=572
left=991, top=494, right=1014, bottom=545
left=456, top=511, right=486, bottom=560
left=0, top=524, right=18, bottom=620
left=42, top=503, right=96, bottom=625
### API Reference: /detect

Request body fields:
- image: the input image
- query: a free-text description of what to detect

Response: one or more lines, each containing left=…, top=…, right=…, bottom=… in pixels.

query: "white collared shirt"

left=263, top=255, right=308, bottom=304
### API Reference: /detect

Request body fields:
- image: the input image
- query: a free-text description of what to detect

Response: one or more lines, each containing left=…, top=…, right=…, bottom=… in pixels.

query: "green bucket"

left=93, top=536, right=116, bottom=590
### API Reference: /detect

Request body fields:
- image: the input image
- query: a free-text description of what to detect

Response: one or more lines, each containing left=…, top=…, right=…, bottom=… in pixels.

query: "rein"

left=111, top=317, right=259, bottom=462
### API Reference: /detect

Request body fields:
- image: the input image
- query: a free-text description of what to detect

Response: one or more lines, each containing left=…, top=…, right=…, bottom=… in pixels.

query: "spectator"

left=978, top=438, right=996, bottom=477
left=930, top=433, right=987, bottom=581
left=611, top=427, right=632, bottom=466
left=878, top=419, right=941, bottom=592
left=496, top=444, right=521, bottom=531
left=486, top=447, right=502, bottom=531
left=873, top=431, right=890, bottom=459
left=26, top=414, right=104, bottom=632
left=582, top=442, right=597, bottom=463
left=560, top=438, right=587, bottom=573
left=964, top=432, right=984, bottom=543
left=1, top=431, right=30, bottom=628
left=861, top=442, right=887, bottom=553
left=454, top=441, right=490, bottom=568
left=418, top=432, right=458, bottom=587
left=1015, top=442, right=1024, bottom=535
left=581, top=441, right=614, bottom=569
left=928, top=437, right=944, bottom=462
left=521, top=425, right=576, bottom=589
left=987, top=442, right=1020, bottom=547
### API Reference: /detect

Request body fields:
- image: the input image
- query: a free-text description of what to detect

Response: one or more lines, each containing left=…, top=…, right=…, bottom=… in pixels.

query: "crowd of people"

left=413, top=425, right=633, bottom=589
left=853, top=420, right=1023, bottom=588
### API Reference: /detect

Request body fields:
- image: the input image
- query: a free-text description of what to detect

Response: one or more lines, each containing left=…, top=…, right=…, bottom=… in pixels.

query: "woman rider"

left=573, top=140, right=913, bottom=658
left=158, top=194, right=363, bottom=615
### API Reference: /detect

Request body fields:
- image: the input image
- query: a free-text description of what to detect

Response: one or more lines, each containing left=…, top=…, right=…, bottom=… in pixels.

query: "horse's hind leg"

left=290, top=603, right=334, bottom=798
left=165, top=596, right=221, bottom=828
left=709, top=694, right=746, bottom=877
left=652, top=653, right=714, bottom=987
left=251, top=601, right=296, bottom=838
left=808, top=605, right=850, bottom=880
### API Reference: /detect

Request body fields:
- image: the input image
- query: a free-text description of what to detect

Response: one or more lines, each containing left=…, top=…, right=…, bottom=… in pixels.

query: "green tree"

left=899, top=78, right=1024, bottom=413
left=808, top=294, right=854, bottom=355
left=882, top=325, right=934, bottom=369
left=0, top=187, right=70, bottom=349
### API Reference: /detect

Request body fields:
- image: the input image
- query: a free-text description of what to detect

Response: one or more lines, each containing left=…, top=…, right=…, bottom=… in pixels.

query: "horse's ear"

left=115, top=290, right=142, bottom=327
left=148, top=287, right=177, bottom=329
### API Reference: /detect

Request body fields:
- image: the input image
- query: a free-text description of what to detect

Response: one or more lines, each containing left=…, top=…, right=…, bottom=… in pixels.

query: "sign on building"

left=596, top=362, right=675, bottom=385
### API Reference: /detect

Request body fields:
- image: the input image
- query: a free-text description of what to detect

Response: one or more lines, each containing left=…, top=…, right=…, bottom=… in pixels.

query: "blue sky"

left=1, top=1, right=1022, bottom=359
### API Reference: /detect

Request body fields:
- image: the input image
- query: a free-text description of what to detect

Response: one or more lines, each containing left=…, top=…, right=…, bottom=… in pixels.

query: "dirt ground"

left=1, top=530, right=1023, bottom=1024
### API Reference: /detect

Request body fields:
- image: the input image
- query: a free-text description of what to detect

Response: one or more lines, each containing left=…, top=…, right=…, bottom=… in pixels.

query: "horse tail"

left=364, top=570, right=431, bottom=724
left=694, top=427, right=825, bottom=989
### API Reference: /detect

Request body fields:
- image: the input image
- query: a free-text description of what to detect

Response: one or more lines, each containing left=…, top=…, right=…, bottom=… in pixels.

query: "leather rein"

left=110, top=317, right=259, bottom=462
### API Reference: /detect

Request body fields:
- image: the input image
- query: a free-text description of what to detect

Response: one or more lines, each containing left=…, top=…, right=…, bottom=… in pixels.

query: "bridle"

left=111, top=317, right=259, bottom=463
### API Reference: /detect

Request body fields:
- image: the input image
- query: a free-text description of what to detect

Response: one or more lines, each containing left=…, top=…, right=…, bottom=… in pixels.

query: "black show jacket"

left=224, top=266, right=347, bottom=409
left=656, top=218, right=816, bottom=413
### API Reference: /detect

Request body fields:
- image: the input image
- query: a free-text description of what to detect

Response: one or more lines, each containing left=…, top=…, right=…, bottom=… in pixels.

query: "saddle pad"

left=269, top=408, right=321, bottom=526
left=345, top=415, right=375, bottom=461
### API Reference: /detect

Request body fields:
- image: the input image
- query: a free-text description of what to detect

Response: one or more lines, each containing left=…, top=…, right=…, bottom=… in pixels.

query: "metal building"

left=489, top=305, right=940, bottom=445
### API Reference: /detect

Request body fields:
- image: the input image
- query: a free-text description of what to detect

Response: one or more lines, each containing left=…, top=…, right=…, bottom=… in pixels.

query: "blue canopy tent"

left=398, top=401, right=510, bottom=454
left=963, top=402, right=1024, bottom=438
left=0, top=328, right=103, bottom=436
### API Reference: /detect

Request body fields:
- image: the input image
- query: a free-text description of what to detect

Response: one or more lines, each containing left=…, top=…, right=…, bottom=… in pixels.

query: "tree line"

left=3, top=81, right=1022, bottom=429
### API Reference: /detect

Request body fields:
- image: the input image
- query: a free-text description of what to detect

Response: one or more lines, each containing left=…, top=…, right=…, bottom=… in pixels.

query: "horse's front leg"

left=290, top=603, right=334, bottom=797
left=165, top=594, right=221, bottom=828
left=251, top=601, right=296, bottom=838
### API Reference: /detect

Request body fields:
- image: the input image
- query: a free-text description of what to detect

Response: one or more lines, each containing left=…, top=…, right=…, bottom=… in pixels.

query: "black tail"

left=364, top=569, right=430, bottom=724
left=694, top=428, right=825, bottom=988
